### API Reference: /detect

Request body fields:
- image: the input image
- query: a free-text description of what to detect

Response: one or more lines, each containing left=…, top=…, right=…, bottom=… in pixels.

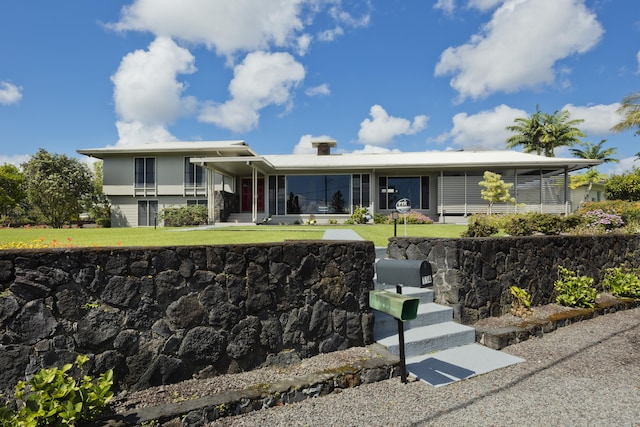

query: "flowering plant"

left=582, top=209, right=624, bottom=232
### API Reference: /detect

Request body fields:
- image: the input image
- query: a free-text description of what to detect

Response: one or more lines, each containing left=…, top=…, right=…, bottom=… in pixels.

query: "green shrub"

left=160, top=204, right=208, bottom=227
left=462, top=214, right=499, bottom=237
left=554, top=266, right=598, bottom=308
left=0, top=354, right=114, bottom=426
left=373, top=213, right=388, bottom=224
left=503, top=212, right=579, bottom=236
left=602, top=267, right=640, bottom=299
left=344, top=205, right=371, bottom=224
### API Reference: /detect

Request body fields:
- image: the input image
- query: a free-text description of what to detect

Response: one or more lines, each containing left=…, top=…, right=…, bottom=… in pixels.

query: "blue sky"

left=1, top=0, right=638, bottom=175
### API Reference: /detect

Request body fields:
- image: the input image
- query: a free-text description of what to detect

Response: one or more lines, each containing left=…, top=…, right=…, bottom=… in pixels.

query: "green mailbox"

left=369, top=289, right=419, bottom=321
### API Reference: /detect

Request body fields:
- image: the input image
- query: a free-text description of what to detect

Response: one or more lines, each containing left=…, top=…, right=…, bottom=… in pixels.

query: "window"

left=286, top=175, right=351, bottom=214
left=379, top=176, right=429, bottom=210
left=135, top=157, right=155, bottom=189
left=268, top=175, right=286, bottom=215
left=352, top=174, right=370, bottom=209
left=138, top=200, right=158, bottom=226
left=187, top=199, right=207, bottom=206
left=184, top=158, right=206, bottom=190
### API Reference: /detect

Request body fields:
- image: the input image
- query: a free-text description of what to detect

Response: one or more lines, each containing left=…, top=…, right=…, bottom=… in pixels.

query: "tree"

left=21, top=149, right=94, bottom=228
left=569, top=139, right=618, bottom=163
left=479, top=171, right=516, bottom=214
left=569, top=140, right=618, bottom=204
left=506, top=105, right=546, bottom=155
left=87, top=161, right=112, bottom=227
left=0, top=163, right=26, bottom=220
left=539, top=109, right=586, bottom=156
left=611, top=92, right=640, bottom=140
left=605, top=168, right=640, bottom=201
left=506, top=107, right=585, bottom=156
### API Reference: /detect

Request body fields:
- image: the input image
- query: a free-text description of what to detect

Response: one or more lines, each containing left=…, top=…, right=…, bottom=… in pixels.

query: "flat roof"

left=77, top=141, right=602, bottom=174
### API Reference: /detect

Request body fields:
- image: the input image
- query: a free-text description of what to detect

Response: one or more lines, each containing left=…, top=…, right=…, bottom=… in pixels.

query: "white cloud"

left=563, top=103, right=622, bottom=136
left=0, top=154, right=30, bottom=167
left=434, top=0, right=456, bottom=15
left=608, top=156, right=639, bottom=176
left=109, top=0, right=370, bottom=60
left=435, top=0, right=603, bottom=101
left=467, top=0, right=505, bottom=11
left=111, top=37, right=197, bottom=145
left=436, top=104, right=526, bottom=149
left=350, top=145, right=402, bottom=154
left=115, top=121, right=178, bottom=146
left=110, top=0, right=304, bottom=60
left=199, top=51, right=305, bottom=132
left=305, top=83, right=330, bottom=97
left=293, top=134, right=334, bottom=154
left=357, top=105, right=428, bottom=146
left=0, top=82, right=22, bottom=105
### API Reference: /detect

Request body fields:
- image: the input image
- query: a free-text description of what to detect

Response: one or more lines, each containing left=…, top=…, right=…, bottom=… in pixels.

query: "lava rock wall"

left=388, top=234, right=640, bottom=324
left=0, top=241, right=375, bottom=394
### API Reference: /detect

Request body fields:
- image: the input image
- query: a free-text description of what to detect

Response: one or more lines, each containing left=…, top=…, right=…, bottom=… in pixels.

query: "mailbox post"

left=369, top=288, right=418, bottom=383
left=371, top=258, right=434, bottom=383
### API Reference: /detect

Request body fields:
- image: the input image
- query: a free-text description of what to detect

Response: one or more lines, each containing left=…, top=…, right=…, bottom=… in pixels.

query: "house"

left=77, top=140, right=602, bottom=227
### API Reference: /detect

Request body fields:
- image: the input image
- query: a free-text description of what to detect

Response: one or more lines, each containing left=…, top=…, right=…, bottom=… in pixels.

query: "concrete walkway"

left=321, top=228, right=364, bottom=240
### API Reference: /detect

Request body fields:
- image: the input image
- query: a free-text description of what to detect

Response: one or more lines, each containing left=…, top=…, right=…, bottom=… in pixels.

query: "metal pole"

left=396, top=284, right=407, bottom=384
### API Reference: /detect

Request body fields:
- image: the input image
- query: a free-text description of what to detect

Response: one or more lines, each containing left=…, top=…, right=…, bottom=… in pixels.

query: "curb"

left=90, top=344, right=399, bottom=426
left=475, top=297, right=640, bottom=350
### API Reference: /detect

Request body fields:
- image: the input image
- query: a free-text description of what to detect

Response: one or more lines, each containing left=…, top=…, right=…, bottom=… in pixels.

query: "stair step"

left=373, top=303, right=453, bottom=338
left=376, top=321, right=476, bottom=358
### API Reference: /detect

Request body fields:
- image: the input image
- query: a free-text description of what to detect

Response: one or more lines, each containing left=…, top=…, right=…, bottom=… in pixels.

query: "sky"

left=1, top=0, right=639, bottom=176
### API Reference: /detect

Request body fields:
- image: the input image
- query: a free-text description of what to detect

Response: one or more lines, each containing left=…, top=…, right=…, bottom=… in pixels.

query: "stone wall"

left=387, top=234, right=640, bottom=324
left=0, top=241, right=375, bottom=394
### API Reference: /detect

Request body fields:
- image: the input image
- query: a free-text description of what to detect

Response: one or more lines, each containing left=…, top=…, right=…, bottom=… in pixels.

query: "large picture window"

left=286, top=175, right=350, bottom=214
left=379, top=176, right=429, bottom=210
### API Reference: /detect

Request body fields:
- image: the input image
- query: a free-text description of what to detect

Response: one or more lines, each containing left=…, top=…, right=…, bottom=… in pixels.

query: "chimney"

left=311, top=140, right=337, bottom=156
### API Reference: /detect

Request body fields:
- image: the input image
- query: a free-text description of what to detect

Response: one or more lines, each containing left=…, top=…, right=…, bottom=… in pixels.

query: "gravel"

left=207, top=307, right=640, bottom=426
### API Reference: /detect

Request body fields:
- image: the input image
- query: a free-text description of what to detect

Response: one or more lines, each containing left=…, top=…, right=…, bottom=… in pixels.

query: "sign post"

left=395, top=198, right=411, bottom=237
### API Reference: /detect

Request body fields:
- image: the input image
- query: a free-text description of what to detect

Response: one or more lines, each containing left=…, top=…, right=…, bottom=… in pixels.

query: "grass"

left=0, top=223, right=467, bottom=249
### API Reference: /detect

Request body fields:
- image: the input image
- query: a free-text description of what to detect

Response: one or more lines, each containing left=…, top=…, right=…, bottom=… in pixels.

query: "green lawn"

left=0, top=223, right=467, bottom=249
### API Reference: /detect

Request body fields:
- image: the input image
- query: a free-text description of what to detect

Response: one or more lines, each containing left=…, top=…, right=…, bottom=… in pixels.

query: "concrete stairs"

left=373, top=285, right=476, bottom=357
left=372, top=283, right=523, bottom=386
left=225, top=213, right=259, bottom=223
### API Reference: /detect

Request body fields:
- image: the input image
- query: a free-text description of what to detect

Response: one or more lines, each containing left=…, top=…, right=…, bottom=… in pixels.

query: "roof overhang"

left=190, top=156, right=275, bottom=176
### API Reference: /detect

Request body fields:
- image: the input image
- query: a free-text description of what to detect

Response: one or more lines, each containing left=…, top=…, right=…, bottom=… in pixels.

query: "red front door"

left=241, top=178, right=264, bottom=212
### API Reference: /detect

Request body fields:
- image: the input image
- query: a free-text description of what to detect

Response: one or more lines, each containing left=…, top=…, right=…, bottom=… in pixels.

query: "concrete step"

left=373, top=303, right=453, bottom=338
left=375, top=321, right=476, bottom=358
left=406, top=343, right=524, bottom=387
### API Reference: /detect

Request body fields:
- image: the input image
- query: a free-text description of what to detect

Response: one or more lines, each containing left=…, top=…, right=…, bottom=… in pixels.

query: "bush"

left=462, top=214, right=499, bottom=237
left=344, top=205, right=371, bottom=224
left=160, top=204, right=208, bottom=227
left=554, top=266, right=598, bottom=308
left=502, top=212, right=580, bottom=236
left=0, top=355, right=113, bottom=426
left=602, top=267, right=640, bottom=299
left=577, top=200, right=640, bottom=225
left=376, top=211, right=434, bottom=225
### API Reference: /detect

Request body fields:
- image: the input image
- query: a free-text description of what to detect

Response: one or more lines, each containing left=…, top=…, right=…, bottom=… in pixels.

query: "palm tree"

left=506, top=106, right=546, bottom=155
left=506, top=107, right=585, bottom=157
left=569, top=139, right=618, bottom=164
left=569, top=139, right=617, bottom=204
left=539, top=109, right=586, bottom=157
left=611, top=92, right=640, bottom=137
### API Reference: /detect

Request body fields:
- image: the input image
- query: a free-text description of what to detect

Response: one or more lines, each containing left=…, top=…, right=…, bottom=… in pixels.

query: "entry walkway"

left=321, top=228, right=364, bottom=240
